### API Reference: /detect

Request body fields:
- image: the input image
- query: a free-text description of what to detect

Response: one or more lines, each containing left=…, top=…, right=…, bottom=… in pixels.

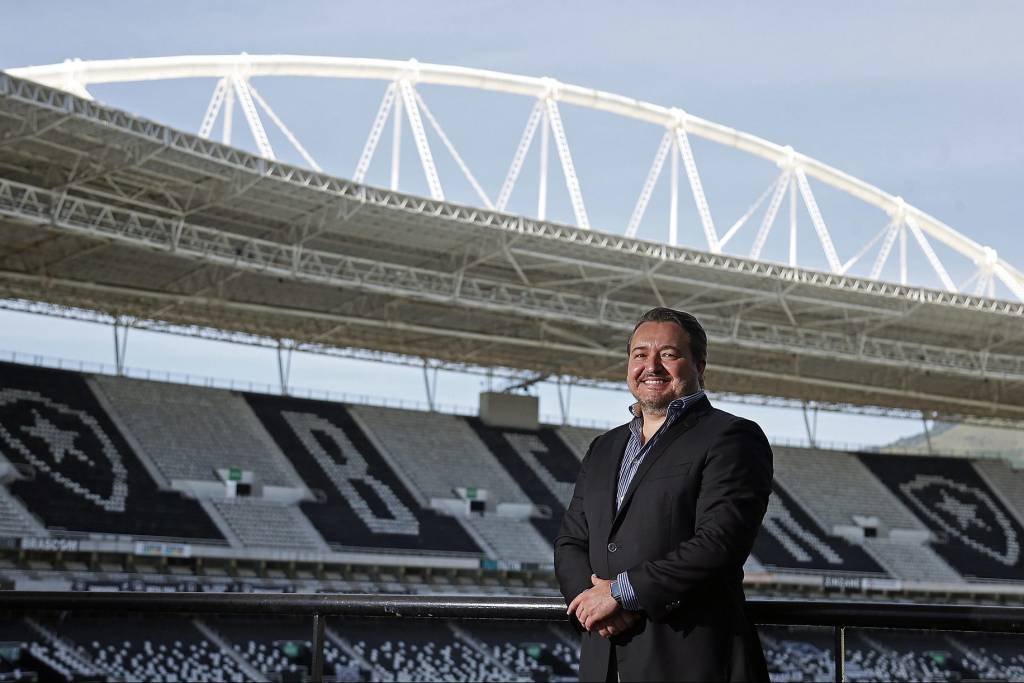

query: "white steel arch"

left=9, top=54, right=1023, bottom=301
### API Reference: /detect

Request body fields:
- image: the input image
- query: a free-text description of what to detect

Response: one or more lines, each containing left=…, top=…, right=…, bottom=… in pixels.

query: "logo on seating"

left=0, top=389, right=128, bottom=512
left=900, top=474, right=1019, bottom=566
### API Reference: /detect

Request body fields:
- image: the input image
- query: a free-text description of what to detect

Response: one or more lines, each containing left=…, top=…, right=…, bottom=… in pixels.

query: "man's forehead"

left=629, top=322, right=689, bottom=349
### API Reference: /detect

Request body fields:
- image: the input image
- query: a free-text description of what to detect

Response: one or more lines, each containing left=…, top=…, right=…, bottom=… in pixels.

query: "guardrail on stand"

left=1, top=592, right=1022, bottom=682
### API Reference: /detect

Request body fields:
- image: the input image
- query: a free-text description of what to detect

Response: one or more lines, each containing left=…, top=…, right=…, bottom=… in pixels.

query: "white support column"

left=277, top=341, right=293, bottom=396
left=353, top=83, right=397, bottom=184
left=870, top=220, right=901, bottom=280
left=626, top=130, right=671, bottom=238
left=414, top=90, right=493, bottom=208
left=198, top=78, right=228, bottom=140
left=788, top=177, right=798, bottom=267
left=231, top=76, right=275, bottom=159
left=112, top=316, right=130, bottom=376
left=556, top=377, right=572, bottom=426
left=669, top=135, right=679, bottom=246
left=398, top=81, right=444, bottom=201
left=993, top=263, right=1024, bottom=302
left=841, top=220, right=896, bottom=275
left=248, top=83, right=322, bottom=172
left=905, top=215, right=956, bottom=292
left=422, top=360, right=437, bottom=412
left=222, top=84, right=234, bottom=145
left=544, top=98, right=590, bottom=229
left=497, top=100, right=543, bottom=212
left=538, top=105, right=550, bottom=221
left=801, top=402, right=818, bottom=449
left=921, top=411, right=934, bottom=455
left=974, top=268, right=992, bottom=296
left=673, top=122, right=718, bottom=252
left=795, top=168, right=842, bottom=273
left=750, top=171, right=790, bottom=260
left=899, top=223, right=908, bottom=285
left=390, top=85, right=403, bottom=191
left=718, top=174, right=780, bottom=249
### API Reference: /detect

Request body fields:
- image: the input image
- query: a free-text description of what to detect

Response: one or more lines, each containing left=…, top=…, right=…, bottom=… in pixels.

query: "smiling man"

left=555, top=307, right=774, bottom=682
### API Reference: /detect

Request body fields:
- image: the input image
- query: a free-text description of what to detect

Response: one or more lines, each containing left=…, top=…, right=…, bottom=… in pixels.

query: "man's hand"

left=566, top=574, right=619, bottom=632
left=594, top=609, right=642, bottom=638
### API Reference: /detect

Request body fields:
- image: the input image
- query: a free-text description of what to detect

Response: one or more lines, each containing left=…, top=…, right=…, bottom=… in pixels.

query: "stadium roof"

left=1, top=72, right=1024, bottom=423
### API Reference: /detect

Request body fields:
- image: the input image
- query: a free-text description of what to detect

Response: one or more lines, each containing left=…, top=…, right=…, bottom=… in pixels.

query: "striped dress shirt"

left=614, top=389, right=706, bottom=612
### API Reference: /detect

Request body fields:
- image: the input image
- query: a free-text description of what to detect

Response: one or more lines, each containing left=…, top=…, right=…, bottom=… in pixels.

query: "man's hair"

left=626, top=307, right=708, bottom=365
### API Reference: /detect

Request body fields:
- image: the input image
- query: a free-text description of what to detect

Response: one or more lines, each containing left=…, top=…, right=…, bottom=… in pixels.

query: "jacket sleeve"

left=625, top=419, right=773, bottom=621
left=554, top=437, right=600, bottom=613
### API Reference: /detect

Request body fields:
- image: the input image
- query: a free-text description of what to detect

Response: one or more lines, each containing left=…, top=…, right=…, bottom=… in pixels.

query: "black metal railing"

left=1, top=592, right=1022, bottom=682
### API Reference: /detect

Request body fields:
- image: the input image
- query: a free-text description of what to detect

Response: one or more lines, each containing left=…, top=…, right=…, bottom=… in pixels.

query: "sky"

left=2, top=1, right=1022, bottom=445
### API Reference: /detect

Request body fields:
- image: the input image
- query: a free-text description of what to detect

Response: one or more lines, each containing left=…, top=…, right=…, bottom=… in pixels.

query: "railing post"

left=833, top=624, right=845, bottom=683
left=311, top=612, right=325, bottom=682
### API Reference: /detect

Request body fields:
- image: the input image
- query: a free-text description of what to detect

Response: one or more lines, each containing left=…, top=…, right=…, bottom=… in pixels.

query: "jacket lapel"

left=594, top=426, right=631, bottom=534
left=611, top=396, right=711, bottom=528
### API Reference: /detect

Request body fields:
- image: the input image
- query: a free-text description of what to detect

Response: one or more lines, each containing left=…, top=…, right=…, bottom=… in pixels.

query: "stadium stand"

left=0, top=617, right=68, bottom=682
left=974, top=459, right=1024, bottom=526
left=208, top=498, right=330, bottom=551
left=350, top=406, right=530, bottom=509
left=465, top=420, right=579, bottom=544
left=209, top=615, right=341, bottom=681
left=13, top=612, right=1024, bottom=683
left=0, top=362, right=222, bottom=540
left=345, top=404, right=563, bottom=562
left=458, top=621, right=578, bottom=681
left=860, top=453, right=1024, bottom=581
left=843, top=629, right=967, bottom=682
left=773, top=447, right=926, bottom=534
left=0, top=485, right=45, bottom=539
left=23, top=616, right=109, bottom=680
left=36, top=614, right=249, bottom=682
left=328, top=618, right=515, bottom=681
left=2, top=360, right=1024, bottom=681
left=758, top=625, right=835, bottom=682
left=752, top=483, right=886, bottom=575
left=772, top=446, right=963, bottom=582
left=91, top=375, right=304, bottom=489
left=860, top=537, right=964, bottom=584
left=757, top=625, right=1024, bottom=682
left=500, top=431, right=577, bottom=509
left=946, top=631, right=1024, bottom=681
left=245, top=394, right=481, bottom=555
left=459, top=515, right=553, bottom=565
left=553, top=426, right=602, bottom=461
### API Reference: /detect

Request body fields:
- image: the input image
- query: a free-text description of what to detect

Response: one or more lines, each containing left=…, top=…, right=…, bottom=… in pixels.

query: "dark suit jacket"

left=554, top=397, right=773, bottom=682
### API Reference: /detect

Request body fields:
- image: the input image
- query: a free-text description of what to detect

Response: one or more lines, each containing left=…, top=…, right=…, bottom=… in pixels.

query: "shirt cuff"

left=615, top=571, right=642, bottom=612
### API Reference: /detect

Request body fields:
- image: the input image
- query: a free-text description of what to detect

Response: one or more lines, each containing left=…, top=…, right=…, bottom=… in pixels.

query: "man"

left=554, top=307, right=773, bottom=682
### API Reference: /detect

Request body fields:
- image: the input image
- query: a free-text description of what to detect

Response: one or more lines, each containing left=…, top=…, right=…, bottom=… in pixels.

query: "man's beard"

left=636, top=395, right=672, bottom=417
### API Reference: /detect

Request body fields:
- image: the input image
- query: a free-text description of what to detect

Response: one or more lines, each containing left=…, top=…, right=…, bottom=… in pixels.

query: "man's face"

left=627, top=321, right=705, bottom=416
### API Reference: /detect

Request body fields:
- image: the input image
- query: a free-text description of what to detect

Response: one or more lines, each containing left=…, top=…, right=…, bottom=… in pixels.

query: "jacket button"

left=607, top=542, right=618, bottom=553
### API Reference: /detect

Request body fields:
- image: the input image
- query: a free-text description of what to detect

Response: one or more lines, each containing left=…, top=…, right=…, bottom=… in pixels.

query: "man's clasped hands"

left=566, top=574, right=643, bottom=639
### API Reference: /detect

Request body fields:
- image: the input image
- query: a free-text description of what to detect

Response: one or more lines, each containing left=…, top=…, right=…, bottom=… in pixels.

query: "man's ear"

left=697, top=360, right=707, bottom=387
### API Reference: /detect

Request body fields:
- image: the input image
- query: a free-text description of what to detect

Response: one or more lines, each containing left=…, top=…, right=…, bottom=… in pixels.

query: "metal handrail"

left=1, top=592, right=1022, bottom=682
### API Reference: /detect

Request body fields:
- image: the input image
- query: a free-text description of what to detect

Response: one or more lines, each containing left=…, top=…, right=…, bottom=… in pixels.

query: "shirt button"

left=607, top=542, right=618, bottom=553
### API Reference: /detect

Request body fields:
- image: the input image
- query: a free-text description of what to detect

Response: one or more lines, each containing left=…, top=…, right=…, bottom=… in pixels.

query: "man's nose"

left=645, top=354, right=663, bottom=372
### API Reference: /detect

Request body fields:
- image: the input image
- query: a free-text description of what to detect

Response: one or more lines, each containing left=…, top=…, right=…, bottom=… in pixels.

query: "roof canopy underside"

left=2, top=73, right=1023, bottom=423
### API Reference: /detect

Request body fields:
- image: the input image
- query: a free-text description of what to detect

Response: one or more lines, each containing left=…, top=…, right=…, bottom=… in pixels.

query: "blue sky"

left=2, top=1, right=1022, bottom=443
